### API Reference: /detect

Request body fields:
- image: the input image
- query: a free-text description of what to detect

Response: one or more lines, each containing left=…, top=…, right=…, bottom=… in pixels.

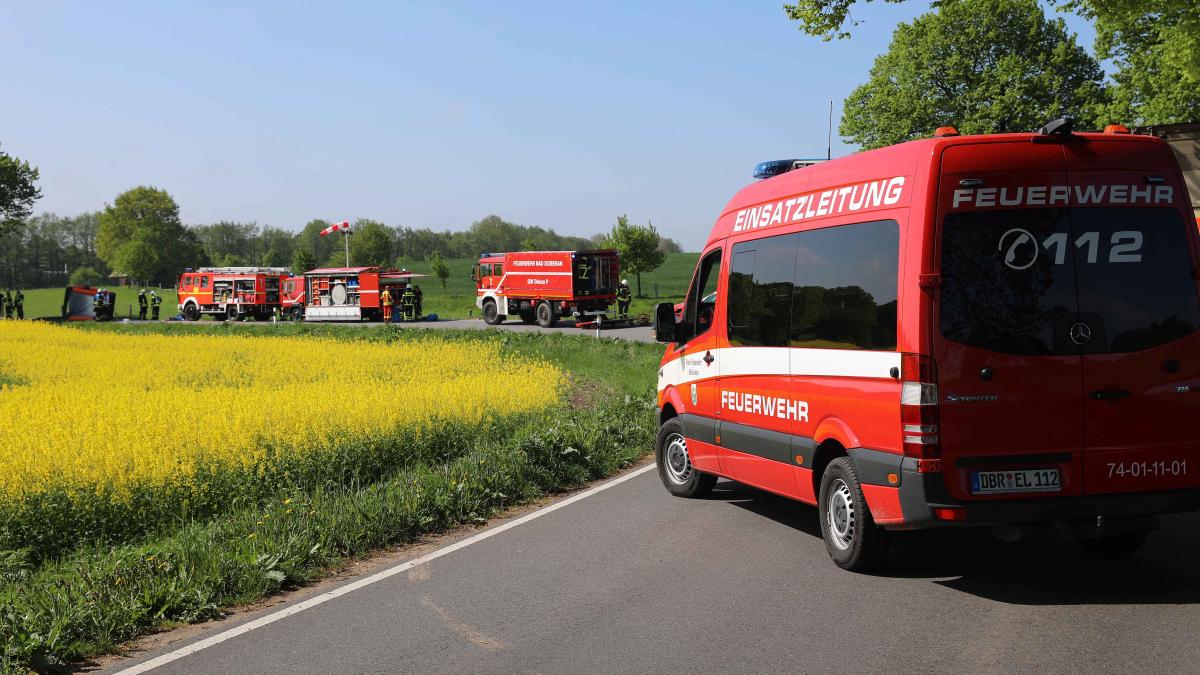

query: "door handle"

left=1089, top=389, right=1131, bottom=400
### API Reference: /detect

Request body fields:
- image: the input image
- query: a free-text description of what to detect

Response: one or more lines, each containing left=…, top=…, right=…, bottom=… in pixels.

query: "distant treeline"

left=0, top=213, right=683, bottom=287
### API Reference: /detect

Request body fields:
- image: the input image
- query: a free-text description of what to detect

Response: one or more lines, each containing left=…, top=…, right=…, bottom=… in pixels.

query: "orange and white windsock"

left=319, top=221, right=351, bottom=236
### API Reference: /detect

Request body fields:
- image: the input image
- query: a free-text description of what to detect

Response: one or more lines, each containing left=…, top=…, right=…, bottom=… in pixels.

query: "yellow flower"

left=0, top=322, right=563, bottom=507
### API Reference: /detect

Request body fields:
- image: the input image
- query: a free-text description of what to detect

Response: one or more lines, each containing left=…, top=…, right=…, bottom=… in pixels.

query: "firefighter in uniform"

left=413, top=285, right=423, bottom=318
left=150, top=291, right=162, bottom=320
left=381, top=287, right=393, bottom=323
left=138, top=289, right=148, bottom=320
left=616, top=279, right=632, bottom=319
left=14, top=289, right=24, bottom=320
left=0, top=291, right=6, bottom=320
left=401, top=284, right=417, bottom=322
left=4, top=290, right=13, bottom=319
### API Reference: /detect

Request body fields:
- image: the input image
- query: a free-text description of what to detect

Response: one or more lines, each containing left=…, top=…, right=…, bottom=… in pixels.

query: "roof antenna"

left=826, top=100, right=834, bottom=160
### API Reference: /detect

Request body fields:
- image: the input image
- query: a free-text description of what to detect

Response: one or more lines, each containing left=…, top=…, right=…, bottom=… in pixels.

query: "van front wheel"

left=819, top=457, right=887, bottom=572
left=655, top=418, right=716, bottom=498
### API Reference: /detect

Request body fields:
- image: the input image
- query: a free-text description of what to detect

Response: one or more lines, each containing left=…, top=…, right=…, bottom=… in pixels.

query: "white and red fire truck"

left=177, top=267, right=290, bottom=321
left=281, top=266, right=427, bottom=321
left=473, top=250, right=620, bottom=327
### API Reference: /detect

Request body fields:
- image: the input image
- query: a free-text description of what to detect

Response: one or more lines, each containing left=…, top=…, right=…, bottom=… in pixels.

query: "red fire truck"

left=653, top=119, right=1200, bottom=570
left=177, top=267, right=289, bottom=321
left=282, top=266, right=427, bottom=321
left=473, top=250, right=619, bottom=327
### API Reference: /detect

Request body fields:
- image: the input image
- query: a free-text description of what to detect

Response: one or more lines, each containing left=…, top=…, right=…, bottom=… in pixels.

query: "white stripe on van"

left=657, top=347, right=900, bottom=392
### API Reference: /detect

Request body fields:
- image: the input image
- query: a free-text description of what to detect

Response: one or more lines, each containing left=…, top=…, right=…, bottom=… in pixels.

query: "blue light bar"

left=752, top=158, right=826, bottom=180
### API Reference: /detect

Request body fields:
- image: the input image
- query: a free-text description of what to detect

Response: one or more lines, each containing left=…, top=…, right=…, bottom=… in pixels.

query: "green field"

left=11, top=253, right=697, bottom=324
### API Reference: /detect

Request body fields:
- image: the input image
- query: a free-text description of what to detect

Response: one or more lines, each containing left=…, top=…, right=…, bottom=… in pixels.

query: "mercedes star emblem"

left=1069, top=321, right=1093, bottom=345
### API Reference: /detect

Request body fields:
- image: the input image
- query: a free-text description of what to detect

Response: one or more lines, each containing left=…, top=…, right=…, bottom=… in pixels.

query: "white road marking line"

left=112, top=462, right=657, bottom=675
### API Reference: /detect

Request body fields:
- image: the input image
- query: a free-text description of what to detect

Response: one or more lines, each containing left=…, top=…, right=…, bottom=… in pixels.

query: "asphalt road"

left=104, top=464, right=1200, bottom=675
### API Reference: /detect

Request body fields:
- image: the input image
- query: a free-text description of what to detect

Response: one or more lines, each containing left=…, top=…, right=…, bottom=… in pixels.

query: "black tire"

left=655, top=418, right=717, bottom=498
left=1077, top=531, right=1147, bottom=559
left=535, top=301, right=557, bottom=328
left=290, top=306, right=304, bottom=321
left=482, top=299, right=503, bottom=325
left=226, top=306, right=241, bottom=322
left=818, top=457, right=888, bottom=572
left=519, top=310, right=536, bottom=324
left=183, top=304, right=200, bottom=321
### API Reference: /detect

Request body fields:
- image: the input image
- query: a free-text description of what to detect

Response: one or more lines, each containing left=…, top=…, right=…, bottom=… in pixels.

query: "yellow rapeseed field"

left=0, top=322, right=563, bottom=500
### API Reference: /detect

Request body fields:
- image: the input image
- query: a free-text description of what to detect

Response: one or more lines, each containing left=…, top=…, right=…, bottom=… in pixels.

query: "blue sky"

left=0, top=1, right=1095, bottom=250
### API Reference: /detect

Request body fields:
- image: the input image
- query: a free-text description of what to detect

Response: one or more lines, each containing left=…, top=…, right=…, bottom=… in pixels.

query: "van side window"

left=728, top=234, right=798, bottom=347
left=201, top=276, right=209, bottom=289
left=493, top=264, right=503, bottom=276
left=791, top=220, right=899, bottom=350
left=682, top=249, right=722, bottom=343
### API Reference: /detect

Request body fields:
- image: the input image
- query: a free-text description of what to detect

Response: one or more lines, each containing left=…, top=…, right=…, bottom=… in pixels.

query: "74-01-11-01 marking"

left=1108, top=461, right=1188, bottom=479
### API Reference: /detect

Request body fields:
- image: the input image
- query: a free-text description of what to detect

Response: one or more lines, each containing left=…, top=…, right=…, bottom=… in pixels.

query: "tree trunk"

left=636, top=272, right=642, bottom=298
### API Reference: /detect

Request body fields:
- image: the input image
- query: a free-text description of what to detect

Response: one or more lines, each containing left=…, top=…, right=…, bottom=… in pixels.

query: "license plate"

left=970, top=469, right=1061, bottom=494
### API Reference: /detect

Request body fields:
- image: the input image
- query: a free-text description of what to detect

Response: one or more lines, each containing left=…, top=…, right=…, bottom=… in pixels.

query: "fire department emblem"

left=691, top=383, right=698, bottom=406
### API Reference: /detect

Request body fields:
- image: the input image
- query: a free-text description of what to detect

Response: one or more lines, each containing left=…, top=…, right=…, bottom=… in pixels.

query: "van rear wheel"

left=655, top=418, right=716, bottom=498
left=818, top=457, right=887, bottom=572
left=183, top=304, right=200, bottom=321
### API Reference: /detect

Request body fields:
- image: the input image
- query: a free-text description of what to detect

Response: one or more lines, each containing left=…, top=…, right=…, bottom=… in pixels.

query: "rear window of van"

left=940, top=207, right=1200, bottom=355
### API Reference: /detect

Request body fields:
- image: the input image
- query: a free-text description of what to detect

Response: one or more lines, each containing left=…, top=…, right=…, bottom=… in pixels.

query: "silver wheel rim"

left=826, top=478, right=855, bottom=551
left=663, top=433, right=692, bottom=485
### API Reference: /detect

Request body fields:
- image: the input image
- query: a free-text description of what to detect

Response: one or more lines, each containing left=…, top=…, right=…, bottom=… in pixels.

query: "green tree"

left=840, top=0, right=1106, bottom=149
left=1070, top=0, right=1200, bottom=124
left=785, top=0, right=1199, bottom=125
left=97, top=186, right=194, bottom=284
left=297, top=219, right=335, bottom=265
left=602, top=215, right=665, bottom=297
left=430, top=252, right=450, bottom=291
left=349, top=219, right=393, bottom=267
left=0, top=144, right=42, bottom=239
left=69, top=266, right=104, bottom=287
left=113, top=239, right=160, bottom=285
left=291, top=248, right=316, bottom=274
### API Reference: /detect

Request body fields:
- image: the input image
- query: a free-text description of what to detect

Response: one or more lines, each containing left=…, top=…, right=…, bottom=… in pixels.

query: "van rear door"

left=1065, top=142, right=1200, bottom=495
left=934, top=143, right=1086, bottom=501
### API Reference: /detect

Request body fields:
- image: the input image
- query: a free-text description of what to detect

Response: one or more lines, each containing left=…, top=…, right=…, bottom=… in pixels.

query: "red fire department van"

left=177, top=267, right=289, bottom=321
left=474, top=250, right=619, bottom=327
left=653, top=120, right=1200, bottom=571
left=283, top=266, right=427, bottom=321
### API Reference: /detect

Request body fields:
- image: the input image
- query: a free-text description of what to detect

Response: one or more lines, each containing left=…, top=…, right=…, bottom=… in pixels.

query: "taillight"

left=900, top=353, right=941, bottom=460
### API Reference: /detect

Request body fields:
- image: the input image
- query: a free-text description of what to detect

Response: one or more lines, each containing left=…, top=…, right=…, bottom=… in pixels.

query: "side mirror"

left=653, top=302, right=678, bottom=343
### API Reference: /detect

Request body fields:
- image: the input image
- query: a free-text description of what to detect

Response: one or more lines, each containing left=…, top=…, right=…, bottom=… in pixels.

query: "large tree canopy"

left=839, top=0, right=1106, bottom=149
left=1069, top=0, right=1200, bottom=125
left=97, top=186, right=202, bottom=284
left=0, top=145, right=42, bottom=239
left=786, top=0, right=1199, bottom=126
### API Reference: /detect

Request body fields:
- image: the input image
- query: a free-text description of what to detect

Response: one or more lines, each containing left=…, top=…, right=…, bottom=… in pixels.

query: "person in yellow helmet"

left=381, top=287, right=393, bottom=323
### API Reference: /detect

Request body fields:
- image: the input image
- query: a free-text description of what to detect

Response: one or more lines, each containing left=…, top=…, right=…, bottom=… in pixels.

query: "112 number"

left=1043, top=231, right=1143, bottom=265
